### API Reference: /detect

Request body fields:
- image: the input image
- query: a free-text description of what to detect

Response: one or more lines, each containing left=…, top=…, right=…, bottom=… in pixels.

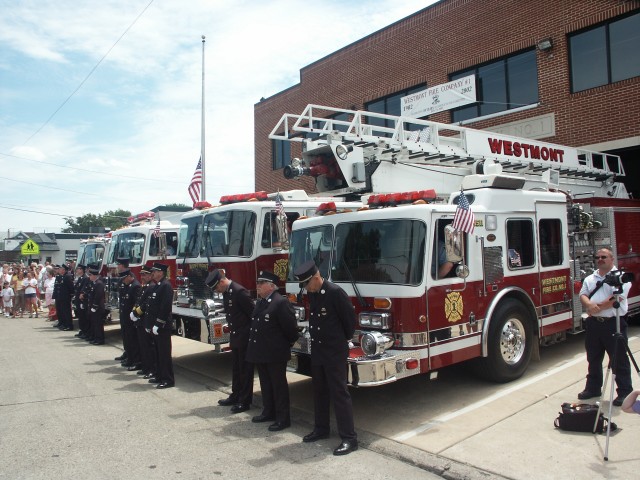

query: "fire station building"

left=253, top=0, right=640, bottom=197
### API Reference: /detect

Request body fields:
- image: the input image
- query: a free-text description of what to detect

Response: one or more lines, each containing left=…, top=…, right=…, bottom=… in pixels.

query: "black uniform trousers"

left=56, top=299, right=73, bottom=329
left=91, top=310, right=105, bottom=343
left=585, top=316, right=633, bottom=396
left=155, top=327, right=174, bottom=384
left=137, top=326, right=156, bottom=375
left=122, top=319, right=141, bottom=366
left=255, top=361, right=289, bottom=423
left=230, top=344, right=254, bottom=405
left=311, top=364, right=356, bottom=441
left=76, top=307, right=89, bottom=335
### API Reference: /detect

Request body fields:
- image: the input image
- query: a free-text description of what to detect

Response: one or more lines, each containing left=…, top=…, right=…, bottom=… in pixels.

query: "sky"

left=0, top=0, right=436, bottom=236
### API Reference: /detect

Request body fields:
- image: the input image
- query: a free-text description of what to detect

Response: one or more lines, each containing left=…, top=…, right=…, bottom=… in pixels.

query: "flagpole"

left=200, top=34, right=206, bottom=201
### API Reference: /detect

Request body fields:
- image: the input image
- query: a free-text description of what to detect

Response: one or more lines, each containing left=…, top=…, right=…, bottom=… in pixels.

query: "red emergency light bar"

left=368, top=189, right=437, bottom=208
left=127, top=211, right=155, bottom=223
left=316, top=201, right=337, bottom=215
left=219, top=191, right=268, bottom=205
left=193, top=201, right=212, bottom=209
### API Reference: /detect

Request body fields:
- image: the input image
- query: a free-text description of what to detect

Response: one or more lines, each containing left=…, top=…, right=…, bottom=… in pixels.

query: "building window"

left=450, top=49, right=538, bottom=123
left=569, top=11, right=640, bottom=93
left=365, top=84, right=427, bottom=136
left=272, top=139, right=291, bottom=170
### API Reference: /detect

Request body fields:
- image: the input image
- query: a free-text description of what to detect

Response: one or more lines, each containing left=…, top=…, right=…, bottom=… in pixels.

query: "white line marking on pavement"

left=392, top=336, right=638, bottom=442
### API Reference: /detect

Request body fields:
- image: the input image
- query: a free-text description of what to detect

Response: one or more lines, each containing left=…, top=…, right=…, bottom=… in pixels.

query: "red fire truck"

left=105, top=207, right=187, bottom=306
left=172, top=190, right=361, bottom=350
left=77, top=234, right=111, bottom=275
left=270, top=105, right=640, bottom=386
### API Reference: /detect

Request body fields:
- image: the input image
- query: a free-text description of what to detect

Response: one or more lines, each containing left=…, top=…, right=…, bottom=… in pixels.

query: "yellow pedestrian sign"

left=21, top=239, right=40, bottom=256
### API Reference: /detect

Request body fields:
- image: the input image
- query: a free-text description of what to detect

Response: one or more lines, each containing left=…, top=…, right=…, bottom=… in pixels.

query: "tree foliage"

left=164, top=203, right=191, bottom=209
left=63, top=209, right=131, bottom=233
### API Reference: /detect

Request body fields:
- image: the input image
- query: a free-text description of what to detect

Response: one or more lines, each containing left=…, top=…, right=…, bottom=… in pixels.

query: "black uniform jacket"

left=137, top=281, right=156, bottom=329
left=223, top=280, right=255, bottom=349
left=119, top=279, right=141, bottom=319
left=246, top=291, right=298, bottom=364
left=53, top=273, right=74, bottom=303
left=307, top=280, right=356, bottom=366
left=73, top=275, right=90, bottom=309
left=88, top=278, right=105, bottom=314
left=147, top=278, right=173, bottom=330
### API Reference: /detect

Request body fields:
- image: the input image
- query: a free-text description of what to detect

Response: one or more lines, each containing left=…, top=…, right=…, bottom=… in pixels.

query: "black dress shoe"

left=127, top=364, right=143, bottom=372
left=143, top=373, right=154, bottom=379
left=91, top=340, right=105, bottom=345
left=577, top=389, right=601, bottom=400
left=303, top=430, right=330, bottom=443
left=613, top=393, right=630, bottom=406
left=74, top=332, right=83, bottom=337
left=333, top=440, right=358, bottom=456
left=122, top=362, right=134, bottom=368
left=114, top=354, right=127, bottom=361
left=136, top=370, right=148, bottom=375
left=252, top=414, right=275, bottom=423
left=230, top=404, right=250, bottom=414
left=156, top=382, right=175, bottom=389
left=148, top=377, right=160, bottom=384
left=218, top=397, right=237, bottom=406
left=268, top=421, right=290, bottom=432
left=62, top=327, right=72, bottom=331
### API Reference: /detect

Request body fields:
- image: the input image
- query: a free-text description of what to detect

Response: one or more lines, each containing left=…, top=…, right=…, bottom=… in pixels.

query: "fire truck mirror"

left=444, top=225, right=464, bottom=263
left=455, top=264, right=470, bottom=279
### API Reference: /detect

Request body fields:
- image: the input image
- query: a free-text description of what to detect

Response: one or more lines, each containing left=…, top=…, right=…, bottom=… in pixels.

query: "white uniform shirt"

left=579, top=267, right=631, bottom=317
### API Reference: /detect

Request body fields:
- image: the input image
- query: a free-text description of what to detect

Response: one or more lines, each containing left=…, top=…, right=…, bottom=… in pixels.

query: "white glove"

left=129, top=311, right=137, bottom=321
left=152, top=325, right=159, bottom=335
left=80, top=304, right=84, bottom=310
left=90, top=308, right=96, bottom=313
left=145, top=328, right=151, bottom=333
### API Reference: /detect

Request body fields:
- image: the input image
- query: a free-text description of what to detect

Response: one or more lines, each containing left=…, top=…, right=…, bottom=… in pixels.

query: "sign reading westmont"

left=401, top=74, right=476, bottom=118
left=21, top=239, right=40, bottom=256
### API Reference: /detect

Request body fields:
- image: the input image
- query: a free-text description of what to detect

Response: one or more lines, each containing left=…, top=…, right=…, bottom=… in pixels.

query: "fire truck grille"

left=187, top=266, right=214, bottom=301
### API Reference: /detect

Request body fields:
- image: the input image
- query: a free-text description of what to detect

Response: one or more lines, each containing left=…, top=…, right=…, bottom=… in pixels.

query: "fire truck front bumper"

left=346, top=350, right=422, bottom=387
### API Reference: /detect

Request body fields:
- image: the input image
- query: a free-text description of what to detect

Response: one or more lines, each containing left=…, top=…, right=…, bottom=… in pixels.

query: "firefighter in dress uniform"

left=205, top=269, right=255, bottom=413
left=294, top=260, right=358, bottom=456
left=119, top=269, right=142, bottom=372
left=246, top=270, right=298, bottom=431
left=115, top=258, right=131, bottom=365
left=147, top=263, right=174, bottom=389
left=73, top=264, right=90, bottom=339
left=131, top=264, right=156, bottom=378
left=53, top=264, right=75, bottom=331
left=87, top=264, right=106, bottom=345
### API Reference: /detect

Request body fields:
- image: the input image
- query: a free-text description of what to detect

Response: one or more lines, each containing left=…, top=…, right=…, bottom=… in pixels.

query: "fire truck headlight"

left=359, top=313, right=371, bottom=327
left=359, top=312, right=391, bottom=329
left=202, top=299, right=216, bottom=318
left=361, top=331, right=393, bottom=356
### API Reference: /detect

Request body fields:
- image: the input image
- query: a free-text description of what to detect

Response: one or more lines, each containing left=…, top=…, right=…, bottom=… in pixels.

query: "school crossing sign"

left=21, top=239, right=40, bottom=256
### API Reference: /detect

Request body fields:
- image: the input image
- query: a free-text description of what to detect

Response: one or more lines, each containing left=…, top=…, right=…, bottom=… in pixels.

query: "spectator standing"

left=2, top=281, right=14, bottom=317
left=13, top=270, right=25, bottom=317
left=23, top=271, right=38, bottom=318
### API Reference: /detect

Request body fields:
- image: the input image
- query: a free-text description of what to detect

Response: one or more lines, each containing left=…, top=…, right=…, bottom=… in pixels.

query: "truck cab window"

left=432, top=219, right=466, bottom=280
left=506, top=219, right=535, bottom=269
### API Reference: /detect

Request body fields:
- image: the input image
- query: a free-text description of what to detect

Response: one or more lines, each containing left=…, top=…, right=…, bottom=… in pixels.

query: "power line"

left=0, top=204, right=76, bottom=218
left=0, top=151, right=184, bottom=184
left=0, top=176, right=98, bottom=196
left=23, top=0, right=156, bottom=145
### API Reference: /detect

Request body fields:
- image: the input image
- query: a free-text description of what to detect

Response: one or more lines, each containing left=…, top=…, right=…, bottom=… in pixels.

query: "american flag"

left=452, top=189, right=475, bottom=234
left=275, top=193, right=285, bottom=217
left=153, top=217, right=161, bottom=238
left=188, top=157, right=203, bottom=205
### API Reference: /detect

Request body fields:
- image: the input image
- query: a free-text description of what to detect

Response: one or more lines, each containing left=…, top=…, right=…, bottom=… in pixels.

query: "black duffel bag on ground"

left=554, top=402, right=617, bottom=434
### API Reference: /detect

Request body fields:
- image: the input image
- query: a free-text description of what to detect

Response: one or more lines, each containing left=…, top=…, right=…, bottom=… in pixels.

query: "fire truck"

left=270, top=105, right=640, bottom=386
left=105, top=207, right=187, bottom=307
left=173, top=190, right=361, bottom=351
left=77, top=234, right=111, bottom=275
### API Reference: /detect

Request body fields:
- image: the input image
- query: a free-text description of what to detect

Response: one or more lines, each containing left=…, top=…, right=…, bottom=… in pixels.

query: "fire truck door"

left=535, top=202, right=572, bottom=336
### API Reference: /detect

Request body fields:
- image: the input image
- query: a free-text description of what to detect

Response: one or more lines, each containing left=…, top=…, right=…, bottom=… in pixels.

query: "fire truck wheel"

left=476, top=299, right=533, bottom=383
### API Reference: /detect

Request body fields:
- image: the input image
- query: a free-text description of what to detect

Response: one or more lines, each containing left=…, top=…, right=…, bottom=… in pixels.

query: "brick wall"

left=254, top=0, right=640, bottom=194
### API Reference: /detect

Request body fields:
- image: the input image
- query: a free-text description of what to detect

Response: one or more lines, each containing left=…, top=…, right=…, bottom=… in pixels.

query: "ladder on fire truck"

left=269, top=104, right=627, bottom=197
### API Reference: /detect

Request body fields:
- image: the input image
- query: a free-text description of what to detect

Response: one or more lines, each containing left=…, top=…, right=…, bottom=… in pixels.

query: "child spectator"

left=2, top=281, right=15, bottom=317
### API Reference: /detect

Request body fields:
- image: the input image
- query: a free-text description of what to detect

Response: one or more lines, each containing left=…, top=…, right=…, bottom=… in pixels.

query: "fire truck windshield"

left=78, top=242, right=106, bottom=267
left=201, top=210, right=256, bottom=257
left=288, top=220, right=426, bottom=285
left=178, top=217, right=202, bottom=258
left=108, top=232, right=145, bottom=265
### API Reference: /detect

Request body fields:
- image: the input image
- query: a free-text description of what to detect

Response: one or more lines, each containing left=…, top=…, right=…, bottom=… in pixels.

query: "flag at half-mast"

left=188, top=157, right=202, bottom=205
left=452, top=189, right=475, bottom=234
